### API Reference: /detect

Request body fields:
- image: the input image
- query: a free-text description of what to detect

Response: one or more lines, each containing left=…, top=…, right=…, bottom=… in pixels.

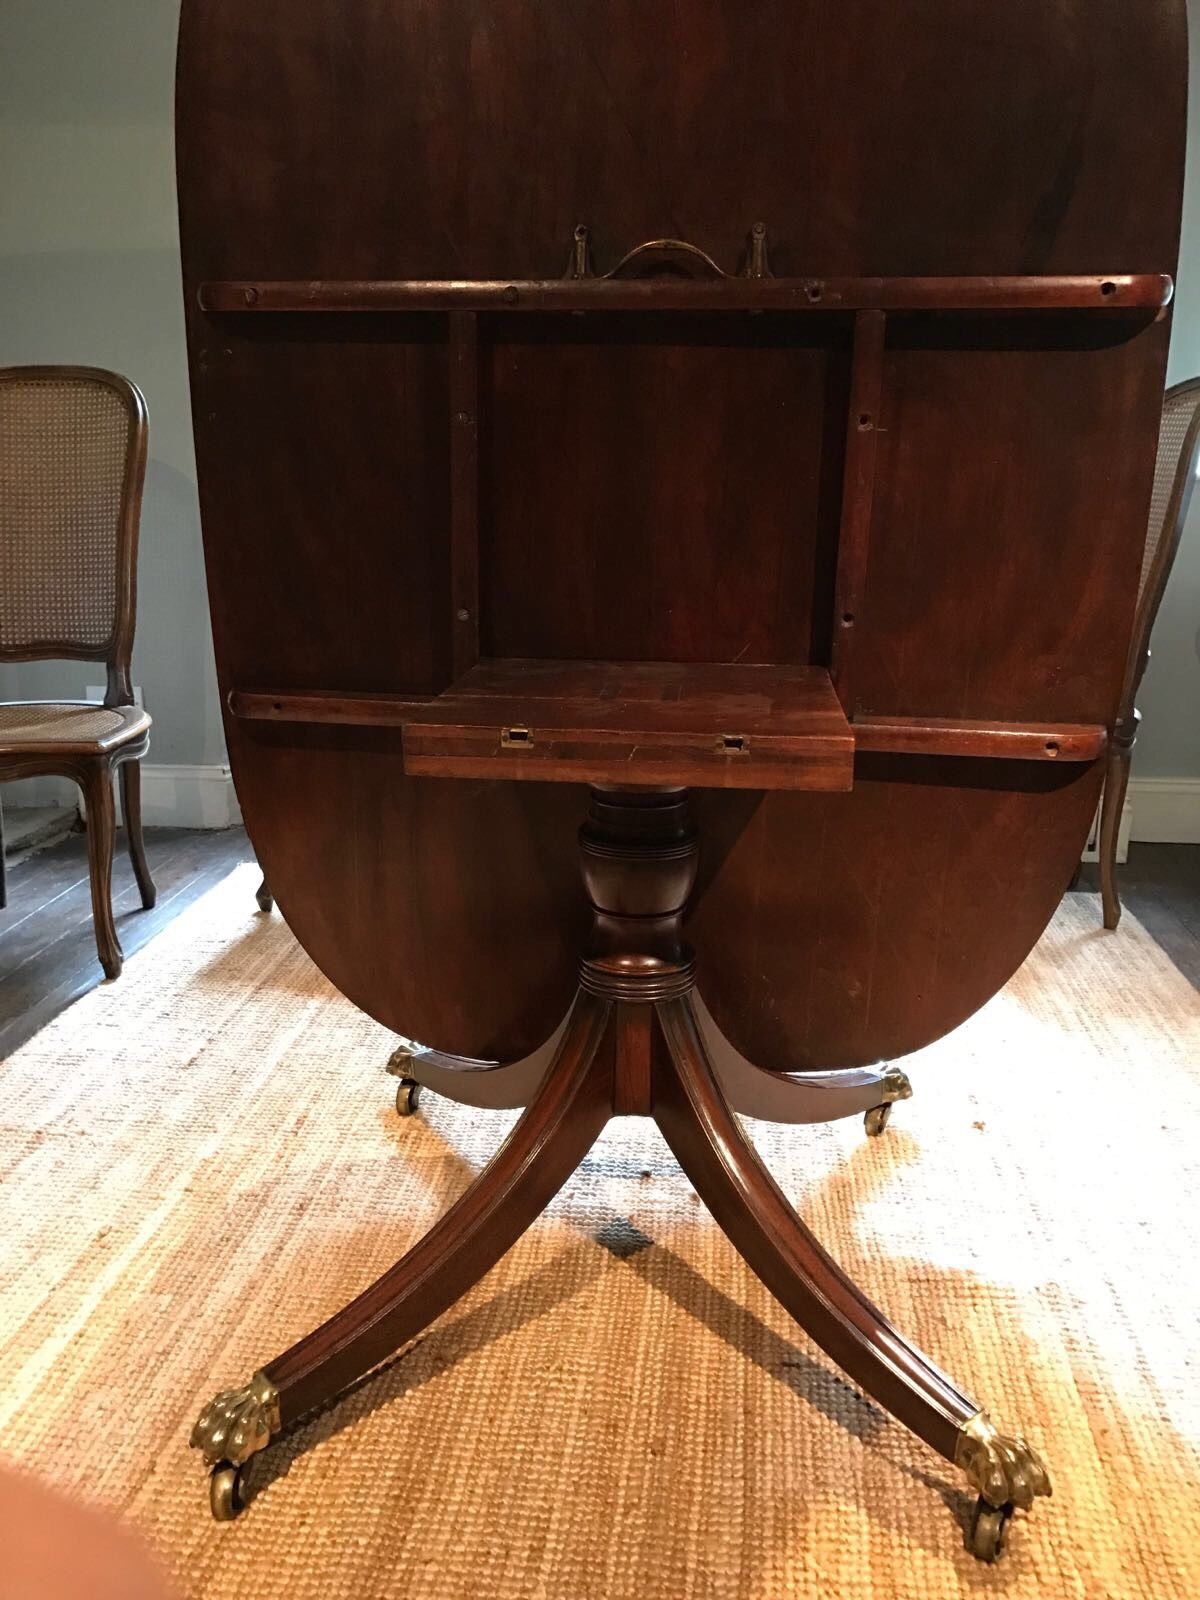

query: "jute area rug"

left=1, top=863, right=1198, bottom=1600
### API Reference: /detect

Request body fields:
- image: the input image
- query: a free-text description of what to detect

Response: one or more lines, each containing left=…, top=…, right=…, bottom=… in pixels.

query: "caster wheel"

left=968, top=1497, right=1012, bottom=1562
left=255, top=878, right=274, bottom=913
left=864, top=1102, right=893, bottom=1137
left=209, top=1462, right=245, bottom=1521
left=396, top=1078, right=423, bottom=1117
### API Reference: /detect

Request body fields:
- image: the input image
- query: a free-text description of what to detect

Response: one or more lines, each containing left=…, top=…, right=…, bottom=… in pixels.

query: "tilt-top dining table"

left=176, top=0, right=1185, bottom=1560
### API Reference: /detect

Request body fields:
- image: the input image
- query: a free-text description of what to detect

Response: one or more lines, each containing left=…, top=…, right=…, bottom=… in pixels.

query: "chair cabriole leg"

left=1099, top=727, right=1135, bottom=931
left=80, top=760, right=122, bottom=979
left=119, top=759, right=157, bottom=909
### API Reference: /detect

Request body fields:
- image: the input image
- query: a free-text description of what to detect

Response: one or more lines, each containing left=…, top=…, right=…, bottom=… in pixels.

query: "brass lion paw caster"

left=190, top=1371, right=281, bottom=1521
left=956, top=1409, right=1052, bottom=1561
left=385, top=1046, right=424, bottom=1117
left=863, top=1065, right=913, bottom=1137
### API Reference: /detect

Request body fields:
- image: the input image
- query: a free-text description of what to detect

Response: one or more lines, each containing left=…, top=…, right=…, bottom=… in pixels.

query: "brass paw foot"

left=191, top=1371, right=280, bottom=1522
left=863, top=1066, right=912, bottom=1136
left=385, top=1046, right=424, bottom=1116
left=956, top=1409, right=1052, bottom=1561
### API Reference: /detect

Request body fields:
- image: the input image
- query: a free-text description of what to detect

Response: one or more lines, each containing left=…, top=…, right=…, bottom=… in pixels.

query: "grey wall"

left=0, top=0, right=222, bottom=779
left=0, top=0, right=1197, bottom=789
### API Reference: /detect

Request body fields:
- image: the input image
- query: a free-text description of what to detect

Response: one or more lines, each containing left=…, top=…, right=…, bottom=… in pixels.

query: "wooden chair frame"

left=1099, top=375, right=1200, bottom=928
left=0, top=365, right=156, bottom=974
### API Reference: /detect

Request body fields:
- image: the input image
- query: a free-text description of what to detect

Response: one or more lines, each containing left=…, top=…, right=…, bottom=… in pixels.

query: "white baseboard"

left=138, top=764, right=242, bottom=829
left=129, top=770, right=1194, bottom=840
left=68, top=763, right=242, bottom=830
left=1128, top=777, right=1200, bottom=844
left=13, top=762, right=1198, bottom=841
left=1081, top=799, right=1131, bottom=864
left=138, top=770, right=1191, bottom=840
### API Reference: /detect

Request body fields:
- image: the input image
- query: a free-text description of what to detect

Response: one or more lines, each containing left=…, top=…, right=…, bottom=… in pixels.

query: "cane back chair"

left=0, top=366, right=156, bottom=976
left=1099, top=376, right=1200, bottom=929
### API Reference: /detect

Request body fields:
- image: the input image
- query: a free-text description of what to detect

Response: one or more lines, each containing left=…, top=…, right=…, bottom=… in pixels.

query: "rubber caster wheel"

left=255, top=878, right=274, bottom=914
left=395, top=1078, right=423, bottom=1117
left=864, top=1102, right=893, bottom=1137
left=209, top=1463, right=246, bottom=1522
left=968, top=1498, right=1012, bottom=1562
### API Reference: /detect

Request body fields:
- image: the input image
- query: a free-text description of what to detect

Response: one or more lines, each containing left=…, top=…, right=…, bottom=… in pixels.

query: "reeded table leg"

left=692, top=992, right=912, bottom=1133
left=385, top=1013, right=572, bottom=1114
left=192, top=993, right=614, bottom=1518
left=653, top=993, right=1051, bottom=1560
left=196, top=784, right=1052, bottom=1559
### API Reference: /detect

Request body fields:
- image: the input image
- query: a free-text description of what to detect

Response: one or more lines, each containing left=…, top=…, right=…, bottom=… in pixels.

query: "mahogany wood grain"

left=201, top=777, right=1038, bottom=1539
left=228, top=689, right=435, bottom=726
left=230, top=735, right=589, bottom=1061
left=653, top=994, right=979, bottom=1458
left=187, top=774, right=1032, bottom=1543
left=199, top=274, right=1172, bottom=315
left=832, top=310, right=886, bottom=711
left=449, top=311, right=481, bottom=678
left=231, top=689, right=1101, bottom=766
left=400, top=1017, right=570, bottom=1112
left=178, top=0, right=1186, bottom=1069
left=613, top=1002, right=654, bottom=1117
left=690, top=755, right=1104, bottom=1071
left=852, top=717, right=1106, bottom=762
left=691, top=993, right=905, bottom=1125
left=402, top=660, right=854, bottom=791
left=481, top=317, right=844, bottom=667
left=177, top=0, right=1187, bottom=1546
left=856, top=320, right=1171, bottom=725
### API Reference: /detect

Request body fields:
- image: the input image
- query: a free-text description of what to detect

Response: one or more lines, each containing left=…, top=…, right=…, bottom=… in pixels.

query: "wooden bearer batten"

left=210, top=257, right=1156, bottom=770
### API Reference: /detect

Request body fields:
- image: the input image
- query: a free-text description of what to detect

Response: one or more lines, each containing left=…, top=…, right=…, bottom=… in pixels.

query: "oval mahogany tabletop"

left=177, top=0, right=1185, bottom=1071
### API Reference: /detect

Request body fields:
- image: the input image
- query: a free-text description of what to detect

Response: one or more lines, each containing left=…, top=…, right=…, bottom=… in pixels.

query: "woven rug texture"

left=1, top=863, right=1198, bottom=1600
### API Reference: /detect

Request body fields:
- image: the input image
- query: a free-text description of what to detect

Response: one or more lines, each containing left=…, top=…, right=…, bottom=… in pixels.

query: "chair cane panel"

left=1140, top=384, right=1200, bottom=606
left=0, top=371, right=142, bottom=657
left=0, top=365, right=155, bottom=972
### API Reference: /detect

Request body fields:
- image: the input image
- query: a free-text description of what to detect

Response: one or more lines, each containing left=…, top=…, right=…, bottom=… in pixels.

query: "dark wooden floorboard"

left=0, top=828, right=1195, bottom=1062
left=0, top=825, right=256, bottom=1059
left=1073, top=842, right=1200, bottom=989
